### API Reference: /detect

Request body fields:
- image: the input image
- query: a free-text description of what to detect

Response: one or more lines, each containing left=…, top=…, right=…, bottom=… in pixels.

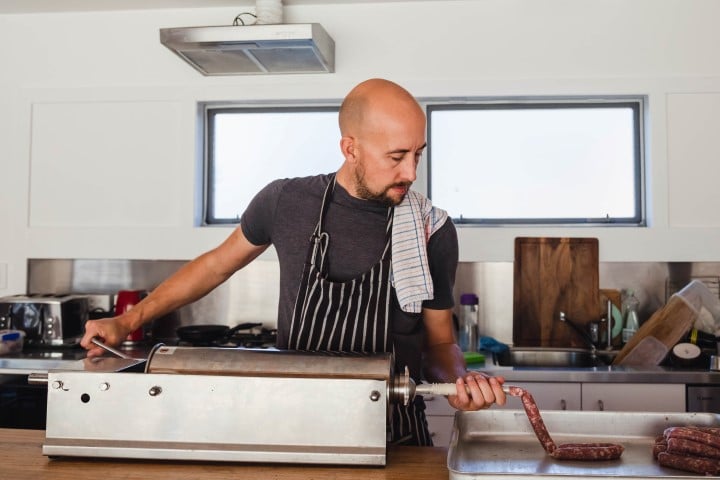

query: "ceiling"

left=0, top=0, right=396, bottom=14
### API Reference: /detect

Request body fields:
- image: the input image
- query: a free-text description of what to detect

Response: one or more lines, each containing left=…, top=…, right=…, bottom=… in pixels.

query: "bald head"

left=338, top=78, right=423, bottom=137
left=335, top=79, right=426, bottom=205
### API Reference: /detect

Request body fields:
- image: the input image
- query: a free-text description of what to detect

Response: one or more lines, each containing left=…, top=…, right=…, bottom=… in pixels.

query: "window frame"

left=201, top=97, right=647, bottom=227
left=426, top=98, right=646, bottom=226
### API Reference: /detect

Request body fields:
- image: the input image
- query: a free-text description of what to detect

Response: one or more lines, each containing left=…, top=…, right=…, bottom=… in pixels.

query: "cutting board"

left=613, top=292, right=699, bottom=365
left=513, top=237, right=601, bottom=348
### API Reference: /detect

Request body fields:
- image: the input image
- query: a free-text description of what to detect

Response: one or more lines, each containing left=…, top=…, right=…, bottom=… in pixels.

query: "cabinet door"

left=423, top=394, right=456, bottom=447
left=581, top=383, right=685, bottom=412
left=423, top=381, right=582, bottom=447
left=496, top=382, right=582, bottom=411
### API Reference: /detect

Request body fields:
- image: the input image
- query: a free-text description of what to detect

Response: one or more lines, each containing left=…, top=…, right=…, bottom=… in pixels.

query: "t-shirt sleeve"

left=423, top=217, right=458, bottom=310
left=239, top=179, right=286, bottom=246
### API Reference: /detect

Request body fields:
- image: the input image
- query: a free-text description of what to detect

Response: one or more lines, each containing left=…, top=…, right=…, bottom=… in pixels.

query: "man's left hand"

left=446, top=372, right=506, bottom=411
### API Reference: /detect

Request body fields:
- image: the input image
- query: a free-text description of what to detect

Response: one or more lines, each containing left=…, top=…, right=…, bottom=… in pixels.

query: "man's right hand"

left=80, top=317, right=132, bottom=358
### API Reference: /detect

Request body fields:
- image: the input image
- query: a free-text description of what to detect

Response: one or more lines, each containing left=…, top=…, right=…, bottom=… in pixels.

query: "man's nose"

left=399, top=157, right=418, bottom=183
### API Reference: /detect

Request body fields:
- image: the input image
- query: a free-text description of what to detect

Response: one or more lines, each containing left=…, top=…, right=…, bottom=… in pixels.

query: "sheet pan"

left=448, top=409, right=720, bottom=479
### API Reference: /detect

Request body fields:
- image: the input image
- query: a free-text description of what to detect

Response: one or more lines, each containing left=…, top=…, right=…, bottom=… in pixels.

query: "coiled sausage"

left=506, top=385, right=624, bottom=461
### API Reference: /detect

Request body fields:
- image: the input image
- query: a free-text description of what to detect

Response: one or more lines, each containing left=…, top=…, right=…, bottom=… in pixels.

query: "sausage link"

left=551, top=443, right=624, bottom=460
left=665, top=426, right=720, bottom=450
left=657, top=451, right=720, bottom=475
left=692, top=426, right=720, bottom=437
left=518, top=390, right=557, bottom=453
left=652, top=441, right=667, bottom=459
left=666, top=437, right=720, bottom=459
left=507, top=386, right=623, bottom=460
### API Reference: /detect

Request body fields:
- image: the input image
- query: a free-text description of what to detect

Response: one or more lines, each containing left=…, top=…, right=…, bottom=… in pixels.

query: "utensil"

left=91, top=337, right=133, bottom=360
left=414, top=382, right=513, bottom=397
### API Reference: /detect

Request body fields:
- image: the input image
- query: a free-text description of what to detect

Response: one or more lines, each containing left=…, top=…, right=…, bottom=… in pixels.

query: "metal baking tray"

left=448, top=409, right=720, bottom=479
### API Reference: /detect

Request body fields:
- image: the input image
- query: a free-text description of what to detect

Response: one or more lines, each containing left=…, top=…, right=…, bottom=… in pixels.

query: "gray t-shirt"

left=240, top=173, right=458, bottom=380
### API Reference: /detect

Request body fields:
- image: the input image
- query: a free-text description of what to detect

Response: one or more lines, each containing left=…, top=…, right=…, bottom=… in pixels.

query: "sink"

left=494, top=347, right=607, bottom=368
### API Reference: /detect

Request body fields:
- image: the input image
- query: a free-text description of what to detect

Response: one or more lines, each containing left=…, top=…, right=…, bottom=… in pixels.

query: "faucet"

left=606, top=299, right=613, bottom=350
left=558, top=311, right=597, bottom=356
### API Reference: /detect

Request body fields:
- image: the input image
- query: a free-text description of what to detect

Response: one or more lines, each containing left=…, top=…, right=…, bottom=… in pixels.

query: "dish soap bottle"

left=622, top=289, right=640, bottom=344
left=459, top=293, right=479, bottom=352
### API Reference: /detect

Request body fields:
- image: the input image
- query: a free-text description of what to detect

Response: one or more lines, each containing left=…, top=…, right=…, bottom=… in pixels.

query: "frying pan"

left=176, top=322, right=262, bottom=344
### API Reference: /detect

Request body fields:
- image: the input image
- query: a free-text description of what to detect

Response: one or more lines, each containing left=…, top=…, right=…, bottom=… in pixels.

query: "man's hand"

left=80, top=317, right=132, bottom=358
left=445, top=371, right=507, bottom=411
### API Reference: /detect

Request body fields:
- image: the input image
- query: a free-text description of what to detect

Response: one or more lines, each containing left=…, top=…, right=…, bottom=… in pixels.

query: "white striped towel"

left=391, top=190, right=449, bottom=313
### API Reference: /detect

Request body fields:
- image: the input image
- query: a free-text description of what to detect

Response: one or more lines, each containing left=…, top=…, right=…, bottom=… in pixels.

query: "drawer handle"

left=598, top=399, right=604, bottom=411
left=560, top=399, right=567, bottom=410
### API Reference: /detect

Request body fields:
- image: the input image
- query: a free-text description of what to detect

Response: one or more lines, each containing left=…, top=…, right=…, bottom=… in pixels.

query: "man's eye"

left=390, top=156, right=403, bottom=162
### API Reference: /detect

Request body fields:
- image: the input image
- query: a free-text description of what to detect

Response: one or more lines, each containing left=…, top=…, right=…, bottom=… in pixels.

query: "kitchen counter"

left=4, top=344, right=720, bottom=382
left=0, top=428, right=449, bottom=480
left=475, top=362, right=720, bottom=384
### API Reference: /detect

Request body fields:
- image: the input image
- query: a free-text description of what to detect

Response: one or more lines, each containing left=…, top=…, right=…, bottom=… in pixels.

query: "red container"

left=115, top=290, right=145, bottom=343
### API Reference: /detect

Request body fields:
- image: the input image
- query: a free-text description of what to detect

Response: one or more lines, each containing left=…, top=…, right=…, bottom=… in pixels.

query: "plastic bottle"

left=459, top=293, right=479, bottom=352
left=622, top=289, right=640, bottom=344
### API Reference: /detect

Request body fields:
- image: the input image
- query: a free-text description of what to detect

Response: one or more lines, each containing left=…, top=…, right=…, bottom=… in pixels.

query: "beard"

left=353, top=165, right=411, bottom=207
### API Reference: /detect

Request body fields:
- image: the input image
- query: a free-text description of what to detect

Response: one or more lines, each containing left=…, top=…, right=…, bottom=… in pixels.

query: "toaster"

left=0, top=294, right=89, bottom=346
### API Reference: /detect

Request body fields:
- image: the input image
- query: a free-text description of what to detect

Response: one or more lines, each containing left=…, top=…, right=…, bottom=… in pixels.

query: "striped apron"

left=288, top=176, right=432, bottom=446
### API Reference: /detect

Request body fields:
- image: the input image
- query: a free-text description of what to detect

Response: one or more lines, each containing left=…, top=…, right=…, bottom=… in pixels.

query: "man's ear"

left=340, top=136, right=357, bottom=163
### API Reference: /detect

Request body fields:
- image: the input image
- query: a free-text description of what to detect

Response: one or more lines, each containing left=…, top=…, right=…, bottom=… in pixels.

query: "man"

left=81, top=78, right=506, bottom=445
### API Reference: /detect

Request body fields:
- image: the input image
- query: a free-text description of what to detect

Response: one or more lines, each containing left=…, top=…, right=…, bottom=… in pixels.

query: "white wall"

left=1, top=0, right=720, bottom=296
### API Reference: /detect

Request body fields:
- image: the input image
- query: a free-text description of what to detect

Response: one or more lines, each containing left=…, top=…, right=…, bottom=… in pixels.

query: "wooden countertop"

left=0, top=429, right=449, bottom=480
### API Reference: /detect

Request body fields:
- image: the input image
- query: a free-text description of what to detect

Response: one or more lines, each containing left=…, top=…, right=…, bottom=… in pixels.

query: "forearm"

left=422, top=342, right=467, bottom=383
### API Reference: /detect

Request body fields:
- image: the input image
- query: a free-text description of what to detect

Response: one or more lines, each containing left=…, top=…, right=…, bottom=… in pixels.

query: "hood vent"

left=159, top=23, right=335, bottom=76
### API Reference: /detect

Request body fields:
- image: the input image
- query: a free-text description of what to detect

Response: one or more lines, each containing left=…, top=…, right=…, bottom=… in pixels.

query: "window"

left=204, top=98, right=645, bottom=227
left=427, top=100, right=644, bottom=225
left=205, top=106, right=341, bottom=224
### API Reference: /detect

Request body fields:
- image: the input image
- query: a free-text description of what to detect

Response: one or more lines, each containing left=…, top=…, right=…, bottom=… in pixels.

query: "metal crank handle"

left=414, top=382, right=513, bottom=396
left=91, top=337, right=133, bottom=360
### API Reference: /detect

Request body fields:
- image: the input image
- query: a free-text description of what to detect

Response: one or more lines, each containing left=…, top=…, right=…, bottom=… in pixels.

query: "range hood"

left=159, top=23, right=335, bottom=76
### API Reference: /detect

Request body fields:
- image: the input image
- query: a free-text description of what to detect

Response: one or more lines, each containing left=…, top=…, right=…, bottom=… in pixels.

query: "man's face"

left=351, top=108, right=426, bottom=207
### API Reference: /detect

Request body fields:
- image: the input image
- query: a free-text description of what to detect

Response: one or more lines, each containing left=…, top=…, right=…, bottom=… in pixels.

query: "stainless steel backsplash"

left=27, top=258, right=720, bottom=344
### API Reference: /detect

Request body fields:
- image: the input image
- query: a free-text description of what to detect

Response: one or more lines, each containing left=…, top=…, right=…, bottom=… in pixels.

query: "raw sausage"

left=664, top=426, right=720, bottom=449
left=506, top=386, right=623, bottom=461
left=652, top=435, right=668, bottom=459
left=550, top=443, right=625, bottom=460
left=666, top=436, right=720, bottom=459
left=513, top=387, right=556, bottom=453
left=657, top=451, right=720, bottom=475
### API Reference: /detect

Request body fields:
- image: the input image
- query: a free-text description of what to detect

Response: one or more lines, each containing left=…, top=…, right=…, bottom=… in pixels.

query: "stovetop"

left=176, top=327, right=278, bottom=349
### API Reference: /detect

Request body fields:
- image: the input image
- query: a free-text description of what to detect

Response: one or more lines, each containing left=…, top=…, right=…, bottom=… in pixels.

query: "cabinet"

left=424, top=381, right=686, bottom=447
left=581, top=383, right=685, bottom=412
left=424, top=381, right=579, bottom=447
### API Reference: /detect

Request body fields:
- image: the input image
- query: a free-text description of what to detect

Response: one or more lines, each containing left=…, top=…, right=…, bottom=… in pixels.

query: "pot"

left=176, top=322, right=262, bottom=345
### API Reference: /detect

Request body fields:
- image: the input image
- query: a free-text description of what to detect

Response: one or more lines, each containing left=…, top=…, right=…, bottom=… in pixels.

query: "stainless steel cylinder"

left=145, top=345, right=394, bottom=381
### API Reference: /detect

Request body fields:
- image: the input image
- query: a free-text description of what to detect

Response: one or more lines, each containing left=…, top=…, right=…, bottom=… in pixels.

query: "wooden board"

left=613, top=293, right=699, bottom=365
left=513, top=237, right=601, bottom=347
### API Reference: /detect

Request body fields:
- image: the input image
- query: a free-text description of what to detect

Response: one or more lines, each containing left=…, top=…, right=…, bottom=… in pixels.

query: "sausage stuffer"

left=39, top=345, right=466, bottom=466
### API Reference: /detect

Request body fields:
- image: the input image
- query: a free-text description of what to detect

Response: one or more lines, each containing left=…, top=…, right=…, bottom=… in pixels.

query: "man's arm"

left=422, top=307, right=506, bottom=410
left=80, top=227, right=269, bottom=357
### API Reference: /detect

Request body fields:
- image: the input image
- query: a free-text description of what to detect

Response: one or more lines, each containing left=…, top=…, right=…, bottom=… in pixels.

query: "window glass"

left=206, top=107, right=340, bottom=224
left=428, top=101, right=643, bottom=225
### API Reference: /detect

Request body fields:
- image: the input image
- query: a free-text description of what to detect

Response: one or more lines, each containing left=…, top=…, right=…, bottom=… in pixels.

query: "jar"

left=458, top=293, right=479, bottom=352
